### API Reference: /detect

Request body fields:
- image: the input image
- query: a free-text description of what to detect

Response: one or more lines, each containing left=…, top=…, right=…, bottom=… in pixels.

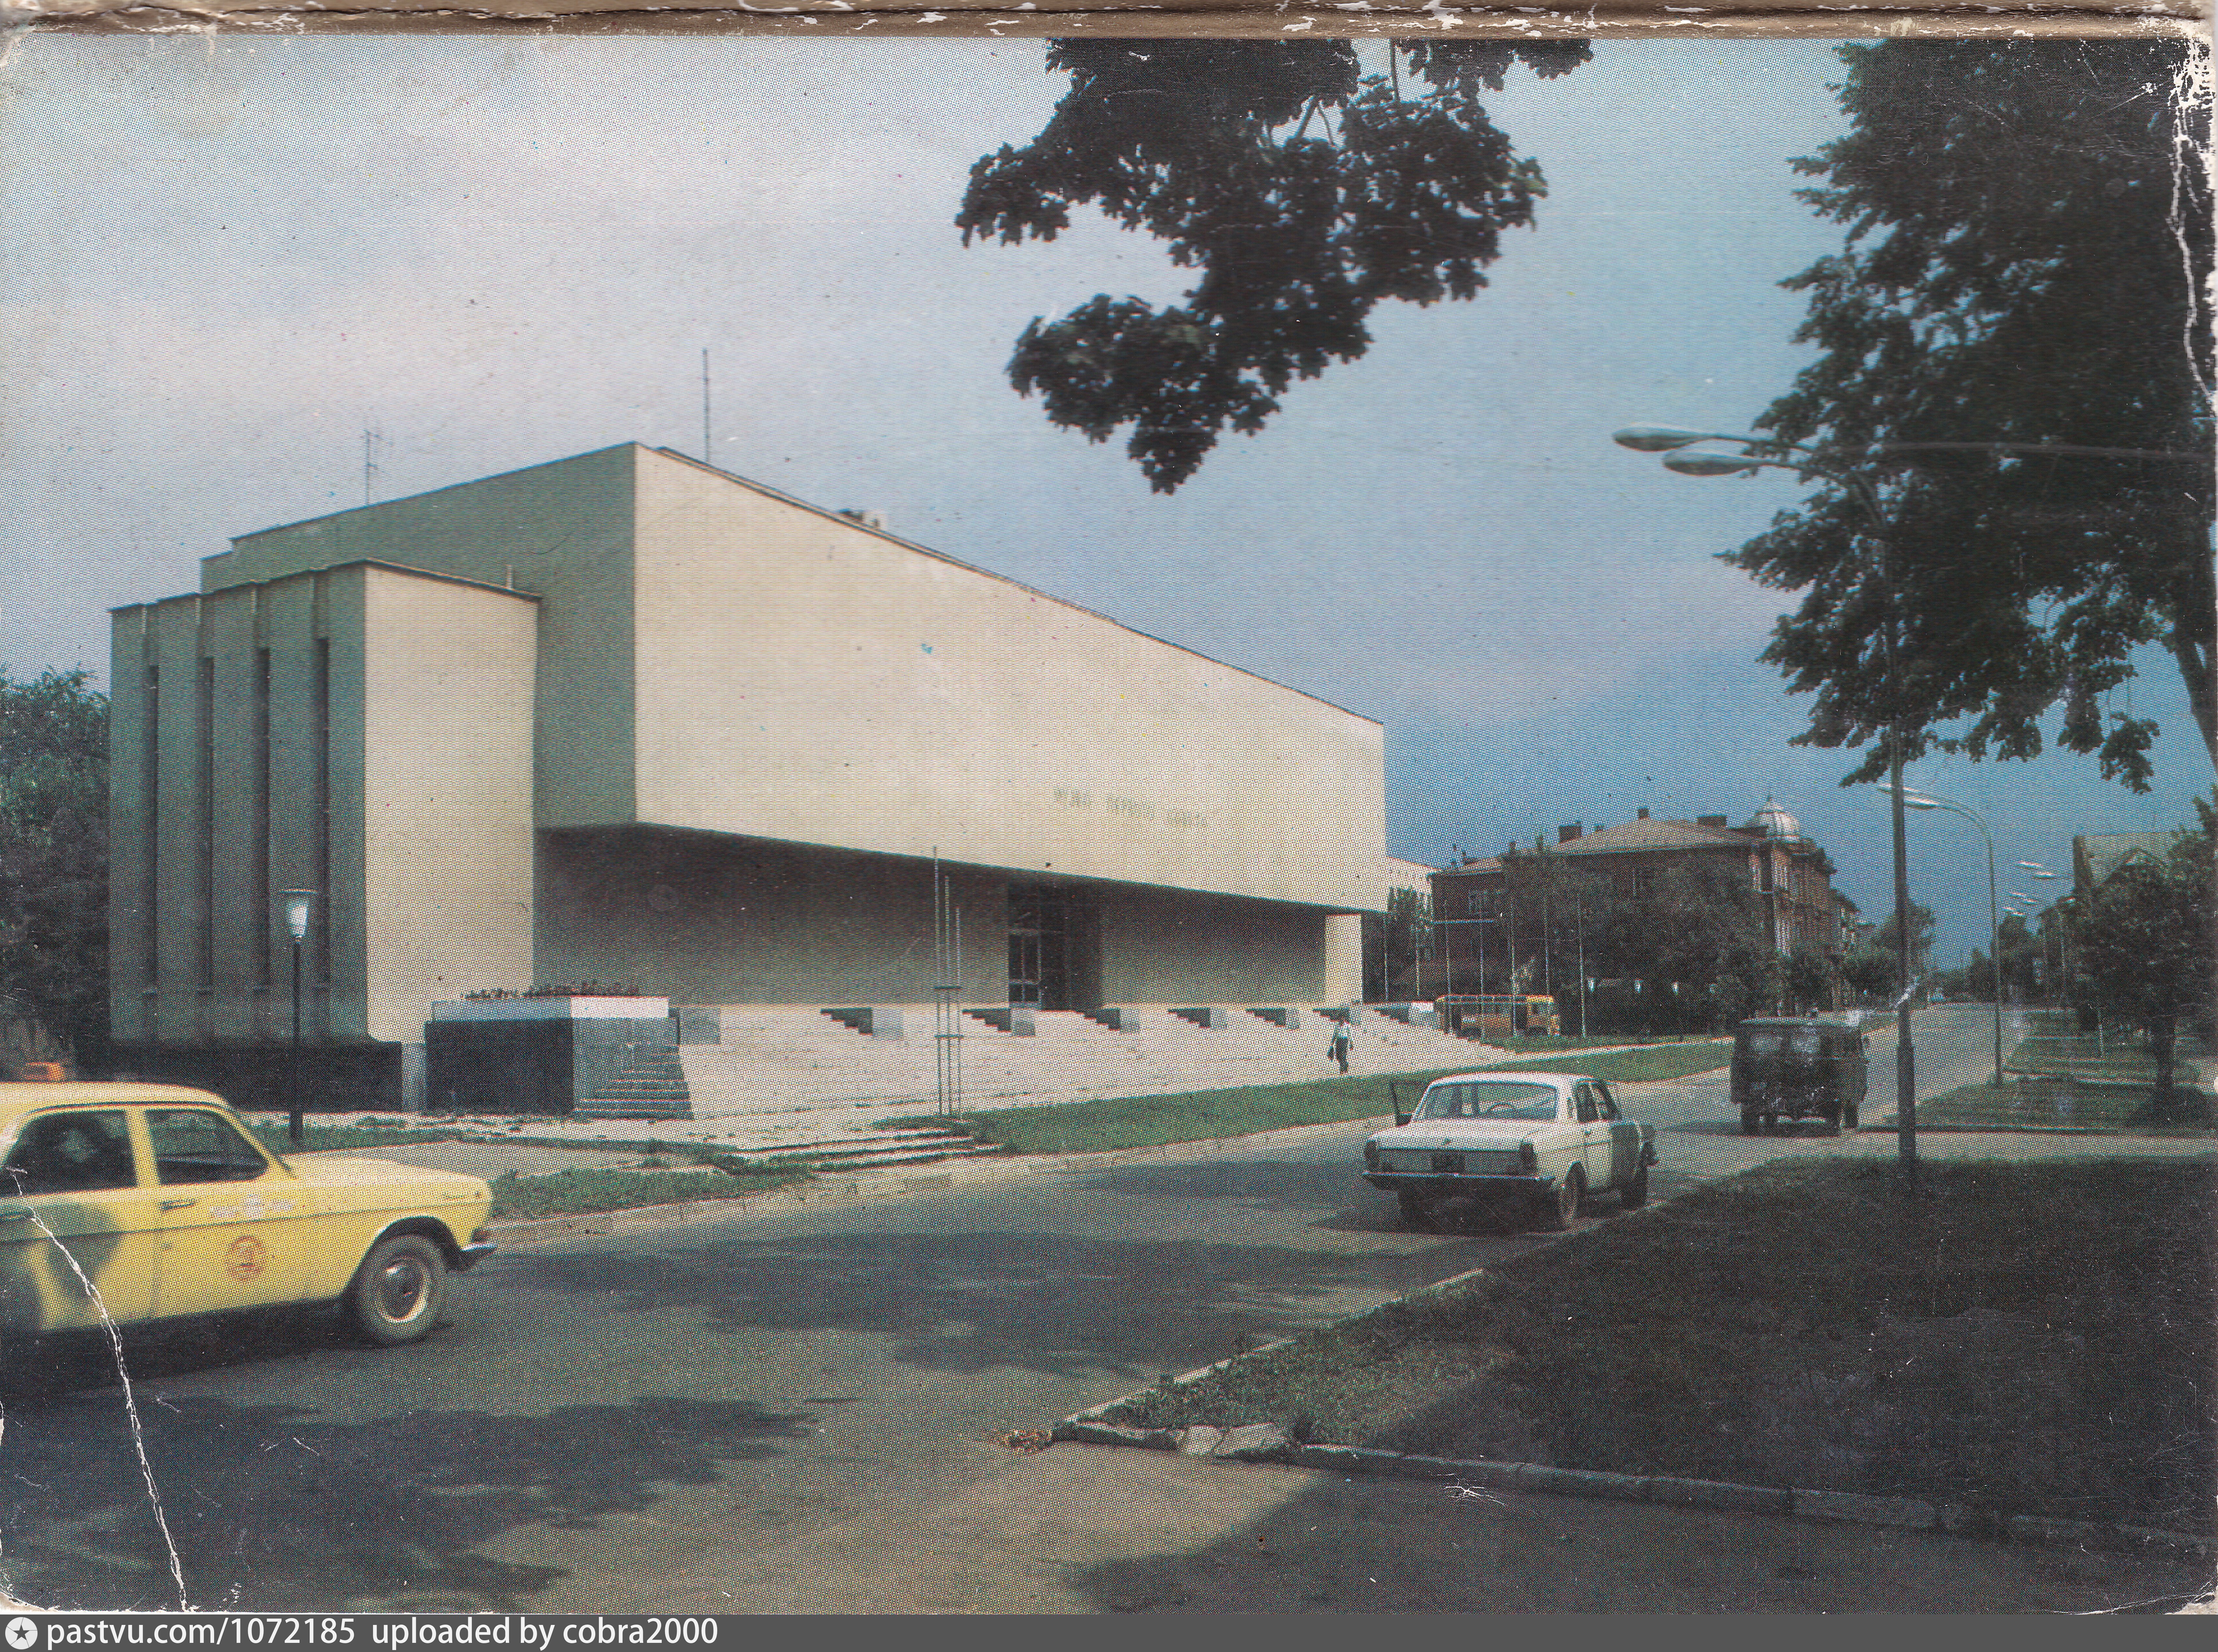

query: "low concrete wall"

left=426, top=998, right=688, bottom=1115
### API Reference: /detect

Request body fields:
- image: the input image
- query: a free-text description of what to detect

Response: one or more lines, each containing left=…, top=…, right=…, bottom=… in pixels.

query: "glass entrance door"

left=1007, top=885, right=1071, bottom=1009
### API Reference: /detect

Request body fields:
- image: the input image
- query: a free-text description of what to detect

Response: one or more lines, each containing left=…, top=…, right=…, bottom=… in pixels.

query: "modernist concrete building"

left=109, top=445, right=1390, bottom=1107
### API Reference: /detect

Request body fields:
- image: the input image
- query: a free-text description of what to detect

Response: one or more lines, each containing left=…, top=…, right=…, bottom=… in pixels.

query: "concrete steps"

left=675, top=1005, right=1486, bottom=1121
left=706, top=1124, right=1011, bottom=1173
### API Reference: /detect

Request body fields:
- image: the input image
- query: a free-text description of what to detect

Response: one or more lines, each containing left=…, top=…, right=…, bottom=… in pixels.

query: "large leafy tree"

left=960, top=39, right=1587, bottom=492
left=0, top=669, right=108, bottom=1067
left=2068, top=804, right=2215, bottom=1120
left=1586, top=861, right=1776, bottom=1031
left=1733, top=40, right=2213, bottom=791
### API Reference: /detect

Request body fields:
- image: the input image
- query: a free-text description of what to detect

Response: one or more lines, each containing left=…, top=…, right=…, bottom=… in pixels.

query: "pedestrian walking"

left=1329, top=1016, right=1352, bottom=1074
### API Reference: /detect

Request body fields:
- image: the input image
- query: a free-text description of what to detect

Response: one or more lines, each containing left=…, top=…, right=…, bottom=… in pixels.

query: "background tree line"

left=0, top=668, right=108, bottom=1072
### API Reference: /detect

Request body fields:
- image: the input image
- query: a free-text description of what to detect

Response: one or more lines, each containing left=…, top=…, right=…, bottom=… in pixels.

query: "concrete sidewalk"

left=540, top=1440, right=2216, bottom=1614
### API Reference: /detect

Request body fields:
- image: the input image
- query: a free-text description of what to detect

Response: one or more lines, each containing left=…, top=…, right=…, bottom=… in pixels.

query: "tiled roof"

left=2075, top=831, right=2179, bottom=888
left=1433, top=817, right=1758, bottom=876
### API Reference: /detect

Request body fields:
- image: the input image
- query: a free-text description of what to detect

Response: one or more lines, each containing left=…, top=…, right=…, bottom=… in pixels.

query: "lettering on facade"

left=1052, top=786, right=1207, bottom=830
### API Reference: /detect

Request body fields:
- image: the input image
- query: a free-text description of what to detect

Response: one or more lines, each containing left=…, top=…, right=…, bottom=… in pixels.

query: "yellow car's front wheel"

left=349, top=1234, right=449, bottom=1346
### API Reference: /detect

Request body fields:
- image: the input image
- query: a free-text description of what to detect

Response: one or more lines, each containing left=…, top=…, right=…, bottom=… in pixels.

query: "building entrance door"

left=1007, top=885, right=1071, bottom=1010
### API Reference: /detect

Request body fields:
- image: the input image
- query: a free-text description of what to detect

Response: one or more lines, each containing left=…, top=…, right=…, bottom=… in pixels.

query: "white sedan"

left=1361, top=1071, right=1657, bottom=1231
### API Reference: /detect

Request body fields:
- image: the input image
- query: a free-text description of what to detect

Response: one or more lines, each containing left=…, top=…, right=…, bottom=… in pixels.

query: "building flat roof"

left=113, top=557, right=541, bottom=615
left=208, top=441, right=1378, bottom=729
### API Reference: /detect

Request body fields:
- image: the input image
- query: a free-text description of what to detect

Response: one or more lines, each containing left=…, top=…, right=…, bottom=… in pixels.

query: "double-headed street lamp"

left=1615, top=423, right=1923, bottom=1171
left=1610, top=424, right=2202, bottom=1170
left=1895, top=788, right=2003, bottom=1090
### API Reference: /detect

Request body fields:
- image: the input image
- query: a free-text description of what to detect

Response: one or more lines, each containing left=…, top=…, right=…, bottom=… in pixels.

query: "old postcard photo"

left=0, top=20, right=2210, bottom=1615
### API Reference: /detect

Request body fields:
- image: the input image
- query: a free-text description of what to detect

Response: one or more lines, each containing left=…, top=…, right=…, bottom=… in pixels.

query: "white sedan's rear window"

left=1414, top=1081, right=1559, bottom=1122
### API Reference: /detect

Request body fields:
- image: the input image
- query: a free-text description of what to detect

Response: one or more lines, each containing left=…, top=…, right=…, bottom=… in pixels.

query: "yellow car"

left=0, top=1078, right=493, bottom=1350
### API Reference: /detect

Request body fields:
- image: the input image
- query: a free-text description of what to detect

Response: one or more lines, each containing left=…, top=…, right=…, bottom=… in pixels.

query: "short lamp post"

left=281, top=888, right=316, bottom=1147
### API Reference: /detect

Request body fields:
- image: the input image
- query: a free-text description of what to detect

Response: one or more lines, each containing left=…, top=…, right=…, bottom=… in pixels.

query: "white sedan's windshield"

left=1414, top=1081, right=1559, bottom=1122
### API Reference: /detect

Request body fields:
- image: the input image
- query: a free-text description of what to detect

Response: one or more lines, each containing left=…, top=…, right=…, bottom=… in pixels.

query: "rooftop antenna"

left=363, top=426, right=383, bottom=506
left=701, top=348, right=712, bottom=467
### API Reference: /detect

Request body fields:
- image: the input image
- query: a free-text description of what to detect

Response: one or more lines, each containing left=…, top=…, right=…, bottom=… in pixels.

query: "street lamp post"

left=280, top=888, right=316, bottom=1147
left=1897, top=789, right=2004, bottom=1089
left=1575, top=893, right=1588, bottom=1039
left=1615, top=424, right=1922, bottom=1171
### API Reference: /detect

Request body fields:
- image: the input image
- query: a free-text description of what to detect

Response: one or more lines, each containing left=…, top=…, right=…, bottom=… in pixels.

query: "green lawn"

left=250, top=1121, right=472, bottom=1155
left=889, top=1041, right=1732, bottom=1156
left=2007, top=1009, right=2210, bottom=1085
left=1105, top=1157, right=2217, bottom=1534
left=1917, top=1078, right=2188, bottom=1130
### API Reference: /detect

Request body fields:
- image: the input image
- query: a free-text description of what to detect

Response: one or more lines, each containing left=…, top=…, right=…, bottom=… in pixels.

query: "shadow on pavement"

left=508, top=1228, right=1473, bottom=1382
left=0, top=1387, right=810, bottom=1613
left=1064, top=1156, right=1375, bottom=1212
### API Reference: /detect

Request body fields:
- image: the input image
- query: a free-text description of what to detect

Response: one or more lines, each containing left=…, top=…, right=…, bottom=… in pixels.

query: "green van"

left=1731, top=1017, right=1868, bottom=1135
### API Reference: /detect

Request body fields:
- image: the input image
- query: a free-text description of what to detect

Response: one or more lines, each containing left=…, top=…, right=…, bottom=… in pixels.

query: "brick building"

left=1427, top=801, right=1853, bottom=999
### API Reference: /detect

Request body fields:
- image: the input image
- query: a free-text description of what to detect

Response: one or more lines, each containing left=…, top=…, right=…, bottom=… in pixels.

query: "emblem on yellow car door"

left=225, top=1235, right=269, bottom=1282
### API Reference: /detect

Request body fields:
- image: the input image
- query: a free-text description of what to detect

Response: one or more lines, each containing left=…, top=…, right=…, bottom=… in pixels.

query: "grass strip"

left=2007, top=1010, right=2210, bottom=1084
left=1103, top=1157, right=2216, bottom=1533
left=487, top=1164, right=806, bottom=1220
left=891, top=1041, right=1732, bottom=1156
left=250, top=1122, right=473, bottom=1155
left=1918, top=1079, right=2162, bottom=1130
left=1560, top=1041, right=1734, bottom=1083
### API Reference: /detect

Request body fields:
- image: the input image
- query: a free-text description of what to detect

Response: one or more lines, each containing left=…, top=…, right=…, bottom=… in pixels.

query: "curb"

left=1048, top=1355, right=2214, bottom=1568
left=1861, top=1118, right=2208, bottom=1138
left=1044, top=1415, right=2216, bottom=1564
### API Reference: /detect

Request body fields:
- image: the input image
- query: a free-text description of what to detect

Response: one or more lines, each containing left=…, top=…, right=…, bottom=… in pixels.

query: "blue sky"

left=1, top=34, right=2206, bottom=968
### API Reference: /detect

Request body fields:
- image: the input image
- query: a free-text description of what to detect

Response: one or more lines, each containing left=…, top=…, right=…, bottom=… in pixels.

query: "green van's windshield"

left=1742, top=1026, right=1823, bottom=1059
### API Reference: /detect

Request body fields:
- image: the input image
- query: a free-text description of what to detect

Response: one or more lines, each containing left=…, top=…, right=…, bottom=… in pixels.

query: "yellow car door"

left=0, top=1107, right=160, bottom=1335
left=144, top=1107, right=309, bottom=1318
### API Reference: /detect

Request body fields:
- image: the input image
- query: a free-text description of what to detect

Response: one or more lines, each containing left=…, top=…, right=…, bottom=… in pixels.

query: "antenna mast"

left=701, top=348, right=712, bottom=466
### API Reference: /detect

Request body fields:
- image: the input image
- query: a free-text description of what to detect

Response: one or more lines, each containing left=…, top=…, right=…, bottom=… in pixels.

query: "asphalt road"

left=0, top=1005, right=2175, bottom=1613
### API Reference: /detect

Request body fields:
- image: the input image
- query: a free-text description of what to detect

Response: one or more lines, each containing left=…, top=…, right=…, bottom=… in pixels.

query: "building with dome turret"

left=1426, top=802, right=1856, bottom=1008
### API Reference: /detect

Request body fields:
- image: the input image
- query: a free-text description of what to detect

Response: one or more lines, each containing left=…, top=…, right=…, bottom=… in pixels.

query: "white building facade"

left=110, top=445, right=1390, bottom=1107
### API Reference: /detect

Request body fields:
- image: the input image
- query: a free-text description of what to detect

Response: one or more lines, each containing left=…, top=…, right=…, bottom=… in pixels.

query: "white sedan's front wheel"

left=349, top=1234, right=449, bottom=1346
left=1540, top=1168, right=1583, bottom=1231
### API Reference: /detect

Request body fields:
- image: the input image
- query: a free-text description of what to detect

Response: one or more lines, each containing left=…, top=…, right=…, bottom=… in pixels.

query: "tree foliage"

left=1873, top=900, right=1935, bottom=979
left=960, top=39, right=1588, bottom=491
left=0, top=669, right=108, bottom=1065
left=1838, top=944, right=1899, bottom=1004
left=1733, top=40, right=2214, bottom=790
left=2068, top=803, right=2215, bottom=1119
left=1577, top=860, right=1777, bottom=1031
left=1783, top=941, right=1834, bottom=1014
left=1367, top=883, right=1434, bottom=1001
